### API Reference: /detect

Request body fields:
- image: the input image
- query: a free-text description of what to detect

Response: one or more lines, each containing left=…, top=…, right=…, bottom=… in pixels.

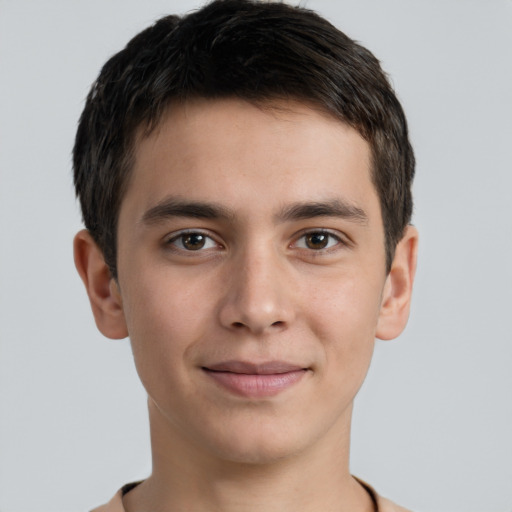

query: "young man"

left=73, top=1, right=418, bottom=510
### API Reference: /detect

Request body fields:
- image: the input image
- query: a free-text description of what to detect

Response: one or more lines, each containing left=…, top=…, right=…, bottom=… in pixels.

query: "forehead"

left=122, top=98, right=379, bottom=226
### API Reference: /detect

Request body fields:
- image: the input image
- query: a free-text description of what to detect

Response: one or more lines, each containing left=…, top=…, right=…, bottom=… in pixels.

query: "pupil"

left=183, top=234, right=205, bottom=250
left=307, top=233, right=328, bottom=249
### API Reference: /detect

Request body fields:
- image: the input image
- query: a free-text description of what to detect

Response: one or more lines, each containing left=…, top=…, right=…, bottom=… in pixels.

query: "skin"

left=75, top=98, right=418, bottom=512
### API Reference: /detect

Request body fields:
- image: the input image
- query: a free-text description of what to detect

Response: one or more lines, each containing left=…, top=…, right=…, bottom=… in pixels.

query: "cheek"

left=119, top=268, right=215, bottom=389
left=123, top=263, right=213, bottom=335
left=305, top=272, right=382, bottom=375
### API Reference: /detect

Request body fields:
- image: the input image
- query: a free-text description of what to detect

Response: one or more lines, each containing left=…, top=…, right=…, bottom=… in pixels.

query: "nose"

left=218, top=247, right=296, bottom=335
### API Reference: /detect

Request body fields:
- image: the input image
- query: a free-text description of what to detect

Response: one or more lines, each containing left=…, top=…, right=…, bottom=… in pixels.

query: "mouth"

left=201, top=360, right=308, bottom=398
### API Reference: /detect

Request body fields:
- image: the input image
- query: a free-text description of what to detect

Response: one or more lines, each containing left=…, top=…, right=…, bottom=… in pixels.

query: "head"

left=73, top=0, right=414, bottom=279
left=73, top=0, right=418, bottom=467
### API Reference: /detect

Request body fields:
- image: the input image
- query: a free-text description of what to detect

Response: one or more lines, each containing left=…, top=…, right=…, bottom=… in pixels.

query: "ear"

left=73, top=229, right=128, bottom=339
left=376, top=225, right=418, bottom=341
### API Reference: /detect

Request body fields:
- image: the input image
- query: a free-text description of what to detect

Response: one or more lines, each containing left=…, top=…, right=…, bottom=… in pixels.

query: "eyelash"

left=164, top=230, right=221, bottom=252
left=291, top=229, right=347, bottom=253
left=164, top=229, right=347, bottom=255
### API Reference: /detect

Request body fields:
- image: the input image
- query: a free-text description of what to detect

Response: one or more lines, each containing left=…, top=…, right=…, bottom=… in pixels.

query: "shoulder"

left=92, top=480, right=413, bottom=512
left=91, top=482, right=141, bottom=512
left=90, top=489, right=124, bottom=512
left=91, top=482, right=142, bottom=511
left=355, top=476, right=413, bottom=512
left=377, top=494, right=413, bottom=512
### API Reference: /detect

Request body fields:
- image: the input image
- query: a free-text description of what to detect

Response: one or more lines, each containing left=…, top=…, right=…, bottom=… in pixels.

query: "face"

left=109, top=98, right=402, bottom=464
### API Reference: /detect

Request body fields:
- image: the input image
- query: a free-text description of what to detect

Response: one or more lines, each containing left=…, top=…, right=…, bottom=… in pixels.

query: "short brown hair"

left=73, top=0, right=414, bottom=277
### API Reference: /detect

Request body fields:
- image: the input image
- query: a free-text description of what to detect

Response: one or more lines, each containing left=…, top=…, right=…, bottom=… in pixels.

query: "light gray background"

left=1, top=1, right=511, bottom=511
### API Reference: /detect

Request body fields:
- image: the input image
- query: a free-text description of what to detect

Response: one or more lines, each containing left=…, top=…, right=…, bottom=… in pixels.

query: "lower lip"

left=203, top=369, right=307, bottom=398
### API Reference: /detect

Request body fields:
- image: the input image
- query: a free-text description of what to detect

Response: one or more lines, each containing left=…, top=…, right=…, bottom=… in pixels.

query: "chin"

left=213, top=440, right=301, bottom=466
left=201, top=419, right=314, bottom=466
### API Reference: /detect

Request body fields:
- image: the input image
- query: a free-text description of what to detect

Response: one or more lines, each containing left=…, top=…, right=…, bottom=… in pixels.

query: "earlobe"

left=73, top=229, right=128, bottom=340
left=376, top=225, right=418, bottom=341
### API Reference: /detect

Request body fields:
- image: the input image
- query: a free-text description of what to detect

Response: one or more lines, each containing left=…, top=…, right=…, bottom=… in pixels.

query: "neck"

left=123, top=399, right=374, bottom=512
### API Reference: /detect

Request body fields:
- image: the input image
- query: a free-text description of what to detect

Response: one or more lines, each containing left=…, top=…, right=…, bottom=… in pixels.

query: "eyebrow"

left=141, top=198, right=234, bottom=224
left=141, top=197, right=368, bottom=226
left=276, top=199, right=368, bottom=225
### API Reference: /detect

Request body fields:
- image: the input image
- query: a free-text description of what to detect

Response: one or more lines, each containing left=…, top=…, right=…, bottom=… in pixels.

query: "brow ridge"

left=141, top=197, right=368, bottom=226
left=141, top=198, right=234, bottom=224
left=276, top=199, right=368, bottom=224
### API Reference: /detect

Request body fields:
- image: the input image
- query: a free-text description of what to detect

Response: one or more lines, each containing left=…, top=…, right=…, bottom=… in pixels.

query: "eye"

left=294, top=231, right=343, bottom=251
left=167, top=231, right=218, bottom=251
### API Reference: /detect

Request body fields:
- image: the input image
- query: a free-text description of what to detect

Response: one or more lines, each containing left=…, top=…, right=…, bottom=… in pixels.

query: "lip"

left=202, top=360, right=308, bottom=398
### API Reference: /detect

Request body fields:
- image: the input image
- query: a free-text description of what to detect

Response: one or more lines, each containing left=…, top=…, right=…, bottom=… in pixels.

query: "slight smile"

left=202, top=361, right=309, bottom=398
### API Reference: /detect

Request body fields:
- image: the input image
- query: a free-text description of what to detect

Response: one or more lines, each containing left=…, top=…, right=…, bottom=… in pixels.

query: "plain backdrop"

left=1, top=1, right=511, bottom=511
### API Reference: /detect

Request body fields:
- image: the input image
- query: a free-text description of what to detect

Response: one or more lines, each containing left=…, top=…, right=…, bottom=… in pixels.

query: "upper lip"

left=203, top=360, right=306, bottom=374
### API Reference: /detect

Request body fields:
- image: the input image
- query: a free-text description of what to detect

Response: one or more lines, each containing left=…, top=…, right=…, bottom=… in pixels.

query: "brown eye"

left=294, top=231, right=342, bottom=251
left=168, top=232, right=217, bottom=251
left=182, top=233, right=206, bottom=250
left=305, top=232, right=329, bottom=250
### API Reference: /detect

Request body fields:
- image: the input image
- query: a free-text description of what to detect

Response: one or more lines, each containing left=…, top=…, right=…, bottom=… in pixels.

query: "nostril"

left=230, top=320, right=285, bottom=330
